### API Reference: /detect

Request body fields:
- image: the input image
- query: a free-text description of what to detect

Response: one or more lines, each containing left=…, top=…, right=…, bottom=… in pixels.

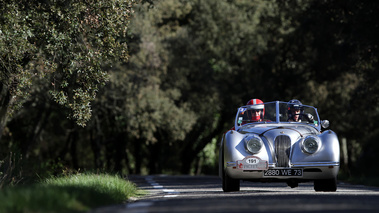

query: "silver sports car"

left=219, top=101, right=340, bottom=192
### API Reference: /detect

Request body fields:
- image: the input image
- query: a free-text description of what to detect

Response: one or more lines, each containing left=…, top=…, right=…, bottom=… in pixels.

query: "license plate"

left=263, top=169, right=303, bottom=176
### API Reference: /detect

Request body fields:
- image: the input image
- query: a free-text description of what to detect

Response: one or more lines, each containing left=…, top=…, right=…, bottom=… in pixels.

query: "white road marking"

left=164, top=195, right=179, bottom=198
left=163, top=189, right=180, bottom=198
left=145, top=176, right=180, bottom=197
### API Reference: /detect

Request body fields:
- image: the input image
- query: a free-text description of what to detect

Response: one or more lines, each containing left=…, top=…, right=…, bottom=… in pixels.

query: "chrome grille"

left=274, top=135, right=291, bottom=167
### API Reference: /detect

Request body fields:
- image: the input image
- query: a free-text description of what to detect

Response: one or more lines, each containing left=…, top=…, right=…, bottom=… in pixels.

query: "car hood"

left=238, top=123, right=319, bottom=142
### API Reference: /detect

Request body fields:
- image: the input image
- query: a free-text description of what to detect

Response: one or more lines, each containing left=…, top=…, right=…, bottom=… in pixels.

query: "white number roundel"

left=246, top=158, right=260, bottom=164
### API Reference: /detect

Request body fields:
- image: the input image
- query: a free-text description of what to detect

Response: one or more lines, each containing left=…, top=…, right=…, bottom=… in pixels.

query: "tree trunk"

left=69, top=127, right=79, bottom=170
left=90, top=130, right=102, bottom=169
left=134, top=138, right=143, bottom=174
left=148, top=140, right=162, bottom=175
left=114, top=132, right=126, bottom=173
left=180, top=112, right=228, bottom=174
left=0, top=83, right=12, bottom=142
left=90, top=116, right=103, bottom=169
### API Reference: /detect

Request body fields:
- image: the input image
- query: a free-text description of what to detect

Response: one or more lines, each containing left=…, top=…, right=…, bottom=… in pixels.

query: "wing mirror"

left=321, top=120, right=329, bottom=129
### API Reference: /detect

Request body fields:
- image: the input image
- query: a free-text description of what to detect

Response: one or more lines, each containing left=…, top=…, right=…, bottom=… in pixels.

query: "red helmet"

left=246, top=99, right=265, bottom=121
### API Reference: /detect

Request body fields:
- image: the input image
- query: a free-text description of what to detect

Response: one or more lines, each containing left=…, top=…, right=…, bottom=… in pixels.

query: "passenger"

left=287, top=99, right=314, bottom=122
left=287, top=99, right=303, bottom=122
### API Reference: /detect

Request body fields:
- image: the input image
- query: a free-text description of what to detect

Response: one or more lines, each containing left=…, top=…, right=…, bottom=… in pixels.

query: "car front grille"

left=274, top=135, right=291, bottom=167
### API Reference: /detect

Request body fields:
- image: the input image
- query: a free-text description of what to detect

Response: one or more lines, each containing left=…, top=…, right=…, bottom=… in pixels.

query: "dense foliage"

left=0, top=0, right=135, bottom=129
left=1, top=0, right=379, bottom=182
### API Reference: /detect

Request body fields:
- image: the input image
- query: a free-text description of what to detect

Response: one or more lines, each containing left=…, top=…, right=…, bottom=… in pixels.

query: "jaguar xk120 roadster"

left=219, top=100, right=340, bottom=192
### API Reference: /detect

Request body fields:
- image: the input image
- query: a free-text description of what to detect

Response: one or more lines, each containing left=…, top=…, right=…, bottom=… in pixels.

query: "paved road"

left=91, top=175, right=379, bottom=213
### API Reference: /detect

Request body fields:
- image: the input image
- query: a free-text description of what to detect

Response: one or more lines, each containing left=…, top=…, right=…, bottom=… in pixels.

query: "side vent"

left=274, top=135, right=291, bottom=167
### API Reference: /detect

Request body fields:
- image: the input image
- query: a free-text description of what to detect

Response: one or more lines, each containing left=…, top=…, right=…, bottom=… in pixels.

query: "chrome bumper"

left=226, top=161, right=340, bottom=180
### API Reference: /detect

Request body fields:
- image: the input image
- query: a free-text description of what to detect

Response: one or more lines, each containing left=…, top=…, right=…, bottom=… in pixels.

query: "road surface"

left=90, top=175, right=379, bottom=213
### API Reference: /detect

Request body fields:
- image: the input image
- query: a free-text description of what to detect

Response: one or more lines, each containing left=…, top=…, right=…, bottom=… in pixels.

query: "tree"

left=0, top=0, right=136, bottom=141
left=123, top=0, right=312, bottom=173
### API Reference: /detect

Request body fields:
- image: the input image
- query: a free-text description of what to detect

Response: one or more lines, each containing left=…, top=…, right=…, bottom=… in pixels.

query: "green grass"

left=0, top=173, right=142, bottom=213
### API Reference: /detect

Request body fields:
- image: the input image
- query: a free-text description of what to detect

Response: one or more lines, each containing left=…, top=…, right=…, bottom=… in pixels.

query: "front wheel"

left=221, top=144, right=240, bottom=192
left=222, top=169, right=240, bottom=192
left=314, top=178, right=337, bottom=192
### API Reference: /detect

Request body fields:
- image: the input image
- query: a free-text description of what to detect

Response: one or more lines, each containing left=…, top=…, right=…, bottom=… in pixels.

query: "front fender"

left=291, top=130, right=340, bottom=165
left=224, top=130, right=247, bottom=164
left=218, top=134, right=225, bottom=178
left=219, top=130, right=245, bottom=178
left=220, top=130, right=271, bottom=177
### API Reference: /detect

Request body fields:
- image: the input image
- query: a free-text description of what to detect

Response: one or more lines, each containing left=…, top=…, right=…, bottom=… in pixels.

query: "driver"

left=230, top=98, right=265, bottom=131
left=246, top=99, right=265, bottom=122
left=287, top=99, right=314, bottom=122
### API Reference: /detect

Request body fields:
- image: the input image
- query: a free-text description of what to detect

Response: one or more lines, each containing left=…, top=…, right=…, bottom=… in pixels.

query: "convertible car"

left=219, top=101, right=340, bottom=192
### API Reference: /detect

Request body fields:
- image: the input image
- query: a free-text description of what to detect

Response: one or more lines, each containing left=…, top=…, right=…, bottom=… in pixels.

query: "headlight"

left=302, top=136, right=321, bottom=154
left=244, top=135, right=263, bottom=154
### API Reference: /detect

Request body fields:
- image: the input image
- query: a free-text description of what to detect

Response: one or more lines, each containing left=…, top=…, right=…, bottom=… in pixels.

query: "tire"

left=287, top=180, right=299, bottom=188
left=314, top=178, right=337, bottom=192
left=222, top=170, right=240, bottom=192
left=221, top=145, right=240, bottom=192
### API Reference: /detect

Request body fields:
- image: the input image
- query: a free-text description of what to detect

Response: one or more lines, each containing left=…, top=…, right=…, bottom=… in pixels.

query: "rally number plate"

left=237, top=156, right=268, bottom=170
left=263, top=169, right=303, bottom=177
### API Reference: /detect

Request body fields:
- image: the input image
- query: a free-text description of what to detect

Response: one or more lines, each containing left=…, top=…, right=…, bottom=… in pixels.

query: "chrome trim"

left=275, top=101, right=280, bottom=122
left=291, top=162, right=340, bottom=167
left=274, top=135, right=291, bottom=167
left=226, top=162, right=236, bottom=167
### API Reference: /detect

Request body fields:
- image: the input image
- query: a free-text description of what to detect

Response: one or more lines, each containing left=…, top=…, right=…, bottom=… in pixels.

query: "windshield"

left=235, top=101, right=320, bottom=130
